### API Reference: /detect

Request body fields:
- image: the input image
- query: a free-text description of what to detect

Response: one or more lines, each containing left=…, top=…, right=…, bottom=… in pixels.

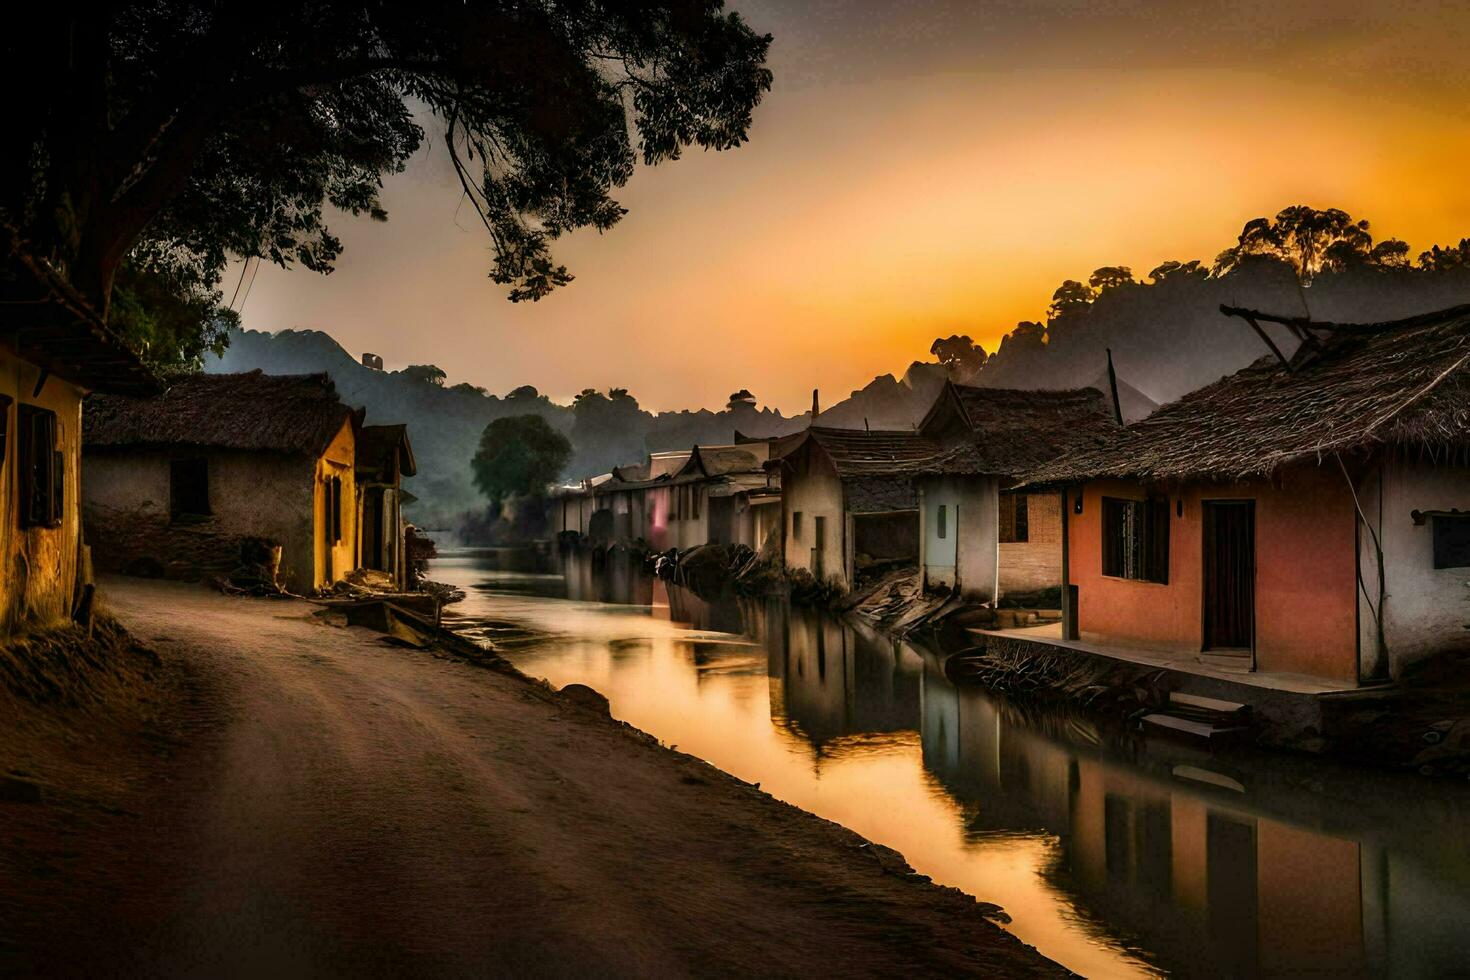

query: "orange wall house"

left=1067, top=461, right=1360, bottom=683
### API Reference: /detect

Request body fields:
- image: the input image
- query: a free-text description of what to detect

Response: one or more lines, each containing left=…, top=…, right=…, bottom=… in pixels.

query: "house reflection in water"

left=493, top=551, right=1470, bottom=978
left=919, top=659, right=1470, bottom=978
left=753, top=591, right=1469, bottom=977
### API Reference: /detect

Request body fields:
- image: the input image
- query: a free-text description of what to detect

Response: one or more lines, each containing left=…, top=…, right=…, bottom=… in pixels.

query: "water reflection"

left=435, top=552, right=1470, bottom=979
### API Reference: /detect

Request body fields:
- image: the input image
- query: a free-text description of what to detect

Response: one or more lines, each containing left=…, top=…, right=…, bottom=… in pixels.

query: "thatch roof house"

left=83, top=371, right=363, bottom=593
left=0, top=245, right=162, bottom=635
left=770, top=383, right=1122, bottom=597
left=1023, top=304, right=1470, bottom=685
left=913, top=383, right=1122, bottom=600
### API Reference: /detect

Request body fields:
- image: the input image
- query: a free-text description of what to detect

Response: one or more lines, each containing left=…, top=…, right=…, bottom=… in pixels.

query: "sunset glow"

left=239, top=2, right=1470, bottom=411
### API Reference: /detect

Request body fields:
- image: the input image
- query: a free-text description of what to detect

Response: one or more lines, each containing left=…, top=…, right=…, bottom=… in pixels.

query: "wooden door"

left=1203, top=501, right=1255, bottom=653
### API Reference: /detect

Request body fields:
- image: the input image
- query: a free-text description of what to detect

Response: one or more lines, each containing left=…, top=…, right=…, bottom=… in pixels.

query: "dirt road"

left=0, top=578, right=1062, bottom=978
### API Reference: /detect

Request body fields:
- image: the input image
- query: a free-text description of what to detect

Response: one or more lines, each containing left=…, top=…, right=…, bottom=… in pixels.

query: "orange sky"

left=238, top=1, right=1470, bottom=413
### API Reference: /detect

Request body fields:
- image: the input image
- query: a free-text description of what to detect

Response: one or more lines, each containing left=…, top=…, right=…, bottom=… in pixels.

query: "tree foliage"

left=3, top=4, right=772, bottom=361
left=1213, top=206, right=1373, bottom=281
left=1048, top=280, right=1096, bottom=320
left=1087, top=266, right=1134, bottom=292
left=929, top=334, right=988, bottom=378
left=400, top=364, right=447, bottom=386
left=472, top=414, right=572, bottom=510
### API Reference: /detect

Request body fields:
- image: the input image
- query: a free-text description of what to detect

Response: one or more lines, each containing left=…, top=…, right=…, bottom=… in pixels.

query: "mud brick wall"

left=84, top=506, right=258, bottom=582
left=999, top=491, right=1063, bottom=595
left=83, top=448, right=317, bottom=591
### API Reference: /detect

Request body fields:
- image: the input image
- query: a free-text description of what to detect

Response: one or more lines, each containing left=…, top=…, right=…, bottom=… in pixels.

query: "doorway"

left=1203, top=500, right=1255, bottom=658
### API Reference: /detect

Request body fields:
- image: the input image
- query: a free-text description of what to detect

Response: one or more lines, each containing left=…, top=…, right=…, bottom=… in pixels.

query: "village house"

left=771, top=382, right=1124, bottom=598
left=769, top=426, right=928, bottom=590
left=667, top=441, right=780, bottom=550
left=1023, top=304, right=1470, bottom=687
left=915, top=383, right=1125, bottom=601
left=566, top=442, right=783, bottom=554
left=0, top=248, right=161, bottom=634
left=83, top=371, right=364, bottom=594
left=355, top=423, right=417, bottom=589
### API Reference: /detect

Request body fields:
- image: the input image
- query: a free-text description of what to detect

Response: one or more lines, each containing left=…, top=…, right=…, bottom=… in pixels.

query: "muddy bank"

left=0, top=577, right=1064, bottom=978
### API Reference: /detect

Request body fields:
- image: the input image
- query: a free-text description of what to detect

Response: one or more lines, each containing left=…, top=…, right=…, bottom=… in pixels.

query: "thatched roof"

left=357, top=423, right=416, bottom=478
left=1025, top=304, right=1470, bottom=485
left=939, top=384, right=1123, bottom=475
left=677, top=444, right=767, bottom=478
left=85, top=370, right=358, bottom=456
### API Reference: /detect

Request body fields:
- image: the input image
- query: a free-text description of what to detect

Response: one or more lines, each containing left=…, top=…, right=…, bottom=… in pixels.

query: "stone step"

left=1143, top=712, right=1249, bottom=740
left=1169, top=691, right=1249, bottom=715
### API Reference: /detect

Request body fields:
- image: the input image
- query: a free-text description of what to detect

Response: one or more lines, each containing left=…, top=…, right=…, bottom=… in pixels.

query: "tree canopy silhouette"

left=1048, top=280, right=1096, bottom=320
left=3, top=4, right=771, bottom=361
left=929, top=335, right=988, bottom=379
left=472, top=414, right=572, bottom=511
left=401, top=364, right=448, bottom=386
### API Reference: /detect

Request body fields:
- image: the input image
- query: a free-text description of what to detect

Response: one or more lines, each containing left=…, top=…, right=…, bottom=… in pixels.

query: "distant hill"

left=207, top=328, right=811, bottom=530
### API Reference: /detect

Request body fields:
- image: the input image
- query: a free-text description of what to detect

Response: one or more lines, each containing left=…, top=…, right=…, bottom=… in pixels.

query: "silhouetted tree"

left=1368, top=239, right=1411, bottom=269
left=401, top=364, right=447, bottom=386
left=929, top=334, right=988, bottom=378
left=1419, top=239, right=1470, bottom=272
left=472, top=415, right=572, bottom=511
left=727, top=389, right=757, bottom=409
left=1088, top=266, right=1134, bottom=291
left=1214, top=206, right=1373, bottom=281
left=1048, top=280, right=1096, bottom=320
left=3, top=5, right=772, bottom=362
left=1147, top=260, right=1208, bottom=283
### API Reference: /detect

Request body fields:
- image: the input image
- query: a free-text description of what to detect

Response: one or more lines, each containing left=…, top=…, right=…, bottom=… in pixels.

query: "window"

left=169, top=458, right=210, bottom=520
left=999, top=492, right=1029, bottom=543
left=1102, top=495, right=1169, bottom=583
left=792, top=511, right=803, bottom=539
left=17, top=405, right=60, bottom=529
left=936, top=504, right=947, bottom=539
left=692, top=487, right=701, bottom=520
left=1433, top=514, right=1470, bottom=569
left=328, top=475, right=344, bottom=543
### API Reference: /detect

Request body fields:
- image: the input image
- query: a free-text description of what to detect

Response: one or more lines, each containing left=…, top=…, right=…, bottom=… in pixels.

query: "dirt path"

left=0, top=578, right=1064, bottom=978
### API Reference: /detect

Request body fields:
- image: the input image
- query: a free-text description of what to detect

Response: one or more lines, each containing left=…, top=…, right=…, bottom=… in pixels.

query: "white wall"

left=782, top=451, right=846, bottom=587
left=1358, top=453, right=1470, bottom=679
left=918, top=476, right=999, bottom=600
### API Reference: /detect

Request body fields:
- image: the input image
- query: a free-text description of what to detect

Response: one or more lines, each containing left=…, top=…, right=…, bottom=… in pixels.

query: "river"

left=433, top=550, right=1470, bottom=979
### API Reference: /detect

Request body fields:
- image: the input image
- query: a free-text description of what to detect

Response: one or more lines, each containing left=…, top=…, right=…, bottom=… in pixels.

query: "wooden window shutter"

left=1015, top=494, right=1029, bottom=543
left=999, top=495, right=1014, bottom=542
left=1146, top=494, right=1170, bottom=584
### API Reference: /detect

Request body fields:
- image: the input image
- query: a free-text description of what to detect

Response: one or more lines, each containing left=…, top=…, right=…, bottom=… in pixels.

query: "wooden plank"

left=1169, top=691, right=1248, bottom=714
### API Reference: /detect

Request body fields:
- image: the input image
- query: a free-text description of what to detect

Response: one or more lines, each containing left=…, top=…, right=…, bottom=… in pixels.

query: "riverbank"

left=0, top=577, right=1064, bottom=977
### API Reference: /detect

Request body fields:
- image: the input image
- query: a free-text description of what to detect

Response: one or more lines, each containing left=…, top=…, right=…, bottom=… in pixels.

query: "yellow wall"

left=0, top=343, right=85, bottom=634
left=312, top=419, right=358, bottom=590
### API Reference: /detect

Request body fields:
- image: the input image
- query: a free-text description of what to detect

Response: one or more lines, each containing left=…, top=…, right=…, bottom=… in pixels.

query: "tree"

left=1420, top=239, right=1470, bottom=272
left=401, top=364, right=447, bottom=386
left=1367, top=238, right=1410, bottom=269
left=1147, top=259, right=1207, bottom=284
left=472, top=414, right=572, bottom=510
left=3, top=5, right=772, bottom=361
left=1214, top=206, right=1372, bottom=280
left=928, top=335, right=987, bottom=378
left=1087, top=266, right=1134, bottom=292
left=1047, top=280, right=1096, bottom=320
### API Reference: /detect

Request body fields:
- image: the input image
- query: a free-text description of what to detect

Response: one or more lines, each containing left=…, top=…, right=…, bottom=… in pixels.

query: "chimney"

left=811, top=388, right=820, bottom=418
left=1105, top=348, right=1124, bottom=426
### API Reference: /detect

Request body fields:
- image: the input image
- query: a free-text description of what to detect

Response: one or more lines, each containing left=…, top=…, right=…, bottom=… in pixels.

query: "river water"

left=433, top=550, right=1470, bottom=978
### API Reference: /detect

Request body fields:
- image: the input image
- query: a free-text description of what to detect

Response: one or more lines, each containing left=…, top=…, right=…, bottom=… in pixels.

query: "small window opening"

left=18, top=405, right=59, bottom=529
left=170, top=458, right=211, bottom=520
